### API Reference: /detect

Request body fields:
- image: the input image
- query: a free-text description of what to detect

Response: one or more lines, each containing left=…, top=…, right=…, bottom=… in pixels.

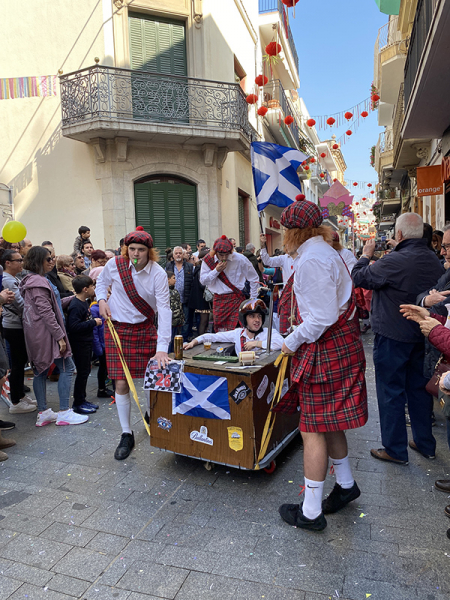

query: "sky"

left=290, top=0, right=387, bottom=197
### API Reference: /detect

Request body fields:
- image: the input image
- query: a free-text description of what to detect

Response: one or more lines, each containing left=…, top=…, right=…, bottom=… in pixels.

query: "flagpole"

left=259, top=213, right=264, bottom=234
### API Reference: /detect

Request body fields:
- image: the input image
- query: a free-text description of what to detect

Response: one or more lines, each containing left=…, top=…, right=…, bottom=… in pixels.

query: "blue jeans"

left=33, top=356, right=75, bottom=412
left=373, top=334, right=436, bottom=461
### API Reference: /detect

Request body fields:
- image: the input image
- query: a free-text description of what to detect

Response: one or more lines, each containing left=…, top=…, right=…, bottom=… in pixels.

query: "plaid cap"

left=124, top=229, right=154, bottom=249
left=280, top=200, right=323, bottom=230
left=213, top=235, right=233, bottom=253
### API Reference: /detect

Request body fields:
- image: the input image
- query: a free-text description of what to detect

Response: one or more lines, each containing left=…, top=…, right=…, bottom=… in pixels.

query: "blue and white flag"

left=172, top=372, right=230, bottom=420
left=251, top=141, right=308, bottom=212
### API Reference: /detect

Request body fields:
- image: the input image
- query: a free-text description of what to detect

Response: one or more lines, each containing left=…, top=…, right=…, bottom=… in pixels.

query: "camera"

left=375, top=241, right=387, bottom=252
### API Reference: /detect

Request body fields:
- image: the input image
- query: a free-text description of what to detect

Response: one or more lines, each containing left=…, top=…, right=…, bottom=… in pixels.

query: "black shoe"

left=114, top=432, right=135, bottom=460
left=84, top=401, right=99, bottom=410
left=73, top=403, right=96, bottom=415
left=92, top=359, right=100, bottom=367
left=0, top=419, right=15, bottom=430
left=23, top=385, right=30, bottom=393
left=144, top=411, right=149, bottom=424
left=322, top=482, right=361, bottom=514
left=278, top=503, right=327, bottom=531
left=97, top=388, right=115, bottom=398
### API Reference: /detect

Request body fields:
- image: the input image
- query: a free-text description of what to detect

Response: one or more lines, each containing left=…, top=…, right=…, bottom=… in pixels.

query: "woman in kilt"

left=276, top=199, right=368, bottom=531
left=96, top=228, right=171, bottom=460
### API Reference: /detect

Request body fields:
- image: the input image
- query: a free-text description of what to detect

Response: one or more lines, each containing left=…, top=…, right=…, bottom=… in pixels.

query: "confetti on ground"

left=359, top=513, right=366, bottom=518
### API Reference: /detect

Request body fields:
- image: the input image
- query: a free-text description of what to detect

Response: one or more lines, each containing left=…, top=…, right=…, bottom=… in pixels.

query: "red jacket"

left=427, top=314, right=450, bottom=359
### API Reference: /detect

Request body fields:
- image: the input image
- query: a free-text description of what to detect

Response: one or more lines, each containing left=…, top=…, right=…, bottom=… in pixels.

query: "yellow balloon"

left=2, top=221, right=27, bottom=244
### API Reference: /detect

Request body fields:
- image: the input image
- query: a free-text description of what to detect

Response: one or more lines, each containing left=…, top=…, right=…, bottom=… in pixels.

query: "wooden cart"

left=149, top=344, right=300, bottom=471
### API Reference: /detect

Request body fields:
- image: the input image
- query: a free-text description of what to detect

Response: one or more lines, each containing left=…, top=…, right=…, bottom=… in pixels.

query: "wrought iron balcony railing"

left=258, top=0, right=299, bottom=75
left=261, top=79, right=300, bottom=146
left=59, top=65, right=253, bottom=140
left=393, top=82, right=405, bottom=166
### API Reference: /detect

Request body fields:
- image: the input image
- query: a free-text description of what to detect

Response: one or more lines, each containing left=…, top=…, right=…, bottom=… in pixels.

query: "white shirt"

left=260, top=248, right=295, bottom=288
left=96, top=258, right=171, bottom=353
left=284, top=236, right=353, bottom=353
left=196, top=327, right=284, bottom=356
left=339, top=248, right=357, bottom=274
left=200, top=252, right=260, bottom=298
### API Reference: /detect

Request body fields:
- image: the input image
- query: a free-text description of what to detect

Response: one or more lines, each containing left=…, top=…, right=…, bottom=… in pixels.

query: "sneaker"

left=84, top=401, right=99, bottom=410
left=73, top=403, right=96, bottom=415
left=97, top=388, right=115, bottom=398
left=0, top=419, right=15, bottom=430
left=322, top=482, right=361, bottom=514
left=23, top=385, right=31, bottom=393
left=56, top=409, right=89, bottom=426
left=36, top=409, right=58, bottom=427
left=9, top=399, right=37, bottom=414
left=114, top=432, right=135, bottom=460
left=23, top=395, right=37, bottom=406
left=278, top=503, right=327, bottom=531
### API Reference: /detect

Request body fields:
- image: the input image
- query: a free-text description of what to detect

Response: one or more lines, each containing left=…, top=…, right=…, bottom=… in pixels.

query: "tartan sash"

left=115, top=257, right=155, bottom=322
left=204, top=254, right=243, bottom=295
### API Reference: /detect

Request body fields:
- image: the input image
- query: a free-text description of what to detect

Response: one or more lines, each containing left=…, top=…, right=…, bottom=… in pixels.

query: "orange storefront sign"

left=416, top=165, right=444, bottom=197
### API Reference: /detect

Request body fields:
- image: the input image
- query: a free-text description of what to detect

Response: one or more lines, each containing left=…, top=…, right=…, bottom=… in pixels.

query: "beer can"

left=174, top=335, right=184, bottom=360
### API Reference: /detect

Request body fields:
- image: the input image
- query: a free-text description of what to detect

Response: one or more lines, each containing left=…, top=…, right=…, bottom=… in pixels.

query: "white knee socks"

left=115, top=393, right=132, bottom=434
left=330, top=455, right=354, bottom=489
left=302, top=477, right=324, bottom=520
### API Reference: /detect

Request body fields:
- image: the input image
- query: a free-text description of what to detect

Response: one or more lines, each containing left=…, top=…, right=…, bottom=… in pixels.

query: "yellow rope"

left=106, top=318, right=150, bottom=436
left=255, top=352, right=290, bottom=470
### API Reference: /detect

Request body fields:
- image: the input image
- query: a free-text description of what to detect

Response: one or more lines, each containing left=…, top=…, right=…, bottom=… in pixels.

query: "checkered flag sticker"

left=143, top=360, right=184, bottom=393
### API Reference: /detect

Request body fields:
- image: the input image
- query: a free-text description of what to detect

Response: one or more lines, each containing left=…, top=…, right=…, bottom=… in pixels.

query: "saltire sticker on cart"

left=172, top=372, right=230, bottom=420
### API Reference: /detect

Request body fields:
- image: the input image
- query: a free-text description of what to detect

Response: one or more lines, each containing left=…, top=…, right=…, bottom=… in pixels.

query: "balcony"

left=261, top=80, right=300, bottom=149
left=374, top=16, right=406, bottom=110
left=374, top=130, right=394, bottom=174
left=258, top=0, right=300, bottom=89
left=59, top=66, right=253, bottom=153
left=403, top=0, right=450, bottom=139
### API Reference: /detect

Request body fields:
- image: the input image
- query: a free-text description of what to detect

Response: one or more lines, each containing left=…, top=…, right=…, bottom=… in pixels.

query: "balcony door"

left=129, top=13, right=188, bottom=122
left=134, top=176, right=198, bottom=264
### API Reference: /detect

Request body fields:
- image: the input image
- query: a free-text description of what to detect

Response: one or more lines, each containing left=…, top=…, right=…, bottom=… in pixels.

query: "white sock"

left=302, top=477, right=324, bottom=520
left=330, top=455, right=354, bottom=489
left=145, top=390, right=150, bottom=413
left=115, top=393, right=132, bottom=434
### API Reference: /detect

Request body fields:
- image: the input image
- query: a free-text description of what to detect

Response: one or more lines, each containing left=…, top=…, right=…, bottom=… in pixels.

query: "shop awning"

left=374, top=0, right=400, bottom=15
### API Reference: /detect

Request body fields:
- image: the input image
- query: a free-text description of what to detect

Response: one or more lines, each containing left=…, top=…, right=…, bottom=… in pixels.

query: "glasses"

left=9, top=258, right=24, bottom=263
left=45, top=257, right=55, bottom=263
left=442, top=244, right=450, bottom=251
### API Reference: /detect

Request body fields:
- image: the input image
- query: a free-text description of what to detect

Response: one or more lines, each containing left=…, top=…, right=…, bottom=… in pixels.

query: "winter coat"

left=47, top=266, right=73, bottom=298
left=428, top=314, right=450, bottom=361
left=165, top=260, right=193, bottom=304
left=90, top=302, right=105, bottom=356
left=188, top=265, right=211, bottom=311
left=243, top=250, right=264, bottom=283
left=20, top=273, right=74, bottom=375
left=2, top=272, right=24, bottom=329
left=57, top=271, right=75, bottom=293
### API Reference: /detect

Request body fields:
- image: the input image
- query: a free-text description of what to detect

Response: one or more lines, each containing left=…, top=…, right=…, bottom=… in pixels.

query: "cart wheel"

left=204, top=461, right=212, bottom=471
left=263, top=460, right=276, bottom=474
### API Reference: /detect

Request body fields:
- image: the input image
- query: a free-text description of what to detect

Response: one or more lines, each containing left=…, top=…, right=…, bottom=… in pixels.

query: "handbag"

left=203, top=286, right=213, bottom=302
left=425, top=355, right=450, bottom=397
left=438, top=389, right=450, bottom=418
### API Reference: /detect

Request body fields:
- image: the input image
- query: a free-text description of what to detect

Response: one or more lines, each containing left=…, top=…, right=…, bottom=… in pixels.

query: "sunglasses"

left=45, top=257, right=55, bottom=263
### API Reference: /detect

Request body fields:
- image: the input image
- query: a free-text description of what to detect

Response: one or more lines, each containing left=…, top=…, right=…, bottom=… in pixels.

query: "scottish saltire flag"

left=251, top=141, right=308, bottom=212
left=172, top=372, right=230, bottom=420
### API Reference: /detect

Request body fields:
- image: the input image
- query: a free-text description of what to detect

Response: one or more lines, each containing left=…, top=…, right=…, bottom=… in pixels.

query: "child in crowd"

left=66, top=275, right=102, bottom=415
left=89, top=267, right=114, bottom=399
left=73, top=226, right=91, bottom=255
left=167, top=271, right=184, bottom=353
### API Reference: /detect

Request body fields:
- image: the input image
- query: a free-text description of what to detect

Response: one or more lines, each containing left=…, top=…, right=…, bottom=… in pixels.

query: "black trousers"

left=97, top=352, right=109, bottom=390
left=70, top=339, right=92, bottom=407
left=3, top=328, right=28, bottom=404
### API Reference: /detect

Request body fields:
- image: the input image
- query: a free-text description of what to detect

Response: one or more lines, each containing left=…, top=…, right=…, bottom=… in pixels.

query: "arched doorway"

left=134, top=175, right=198, bottom=257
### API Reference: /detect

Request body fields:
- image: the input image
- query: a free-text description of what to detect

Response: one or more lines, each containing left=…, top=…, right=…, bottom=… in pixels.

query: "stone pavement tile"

left=40, top=521, right=98, bottom=547
left=123, top=490, right=178, bottom=515
left=47, top=501, right=98, bottom=526
left=83, top=583, right=131, bottom=600
left=57, top=478, right=134, bottom=506
left=0, top=533, right=71, bottom=570
left=0, top=556, right=14, bottom=572
left=79, top=507, right=147, bottom=537
left=0, top=455, right=39, bottom=472
left=52, top=547, right=114, bottom=582
left=47, top=573, right=91, bottom=598
left=96, top=558, right=135, bottom=587
left=211, top=553, right=282, bottom=585
left=0, top=491, right=31, bottom=510
left=128, top=594, right=168, bottom=600
left=274, top=564, right=345, bottom=596
left=0, top=529, right=21, bottom=549
left=86, top=532, right=129, bottom=555
left=171, top=571, right=239, bottom=600
left=0, top=512, right=55, bottom=536
left=326, top=535, right=399, bottom=557
left=203, top=530, right=259, bottom=556
left=237, top=580, right=306, bottom=600
left=0, top=574, right=22, bottom=600
left=7, top=583, right=76, bottom=599
left=7, top=492, right=64, bottom=518
left=62, top=463, right=110, bottom=483
left=371, top=523, right=449, bottom=550
left=354, top=490, right=406, bottom=509
left=343, top=576, right=421, bottom=600
left=159, top=545, right=219, bottom=573
left=135, top=519, right=165, bottom=542
left=120, top=539, right=166, bottom=562
left=115, top=560, right=189, bottom=598
left=3, top=561, right=54, bottom=586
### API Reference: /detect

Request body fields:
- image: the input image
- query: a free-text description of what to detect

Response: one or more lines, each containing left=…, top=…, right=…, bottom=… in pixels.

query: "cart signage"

left=230, top=381, right=251, bottom=404
left=227, top=427, right=243, bottom=452
left=257, top=375, right=269, bottom=398
left=190, top=426, right=213, bottom=446
left=144, top=360, right=183, bottom=393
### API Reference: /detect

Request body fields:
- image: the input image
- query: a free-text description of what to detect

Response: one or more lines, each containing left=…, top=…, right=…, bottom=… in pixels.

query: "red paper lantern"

left=346, top=130, right=352, bottom=136
left=333, top=178, right=338, bottom=182
left=295, top=193, right=305, bottom=201
left=266, top=41, right=281, bottom=57
left=326, top=117, right=336, bottom=126
left=361, top=111, right=369, bottom=118
left=281, top=0, right=300, bottom=6
left=310, top=157, right=316, bottom=163
left=320, top=173, right=325, bottom=179
left=370, top=190, right=375, bottom=194
left=246, top=94, right=258, bottom=104
left=353, top=182, right=358, bottom=187
left=355, top=202, right=359, bottom=205
left=332, top=143, right=339, bottom=150
left=306, top=118, right=316, bottom=127
left=362, top=197, right=367, bottom=200
left=284, top=115, right=294, bottom=125
left=257, top=106, right=268, bottom=117
left=320, top=152, right=326, bottom=158
left=303, top=165, right=310, bottom=171
left=344, top=111, right=353, bottom=121
left=255, top=75, right=268, bottom=87
left=367, top=183, right=372, bottom=187
left=372, top=93, right=380, bottom=103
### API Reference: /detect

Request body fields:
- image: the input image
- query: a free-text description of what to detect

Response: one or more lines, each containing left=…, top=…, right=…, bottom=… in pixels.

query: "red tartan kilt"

left=213, top=291, right=244, bottom=332
left=278, top=291, right=299, bottom=335
left=105, top=319, right=157, bottom=380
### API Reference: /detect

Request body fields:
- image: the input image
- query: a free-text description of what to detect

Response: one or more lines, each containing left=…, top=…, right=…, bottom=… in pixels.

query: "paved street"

left=0, top=334, right=449, bottom=600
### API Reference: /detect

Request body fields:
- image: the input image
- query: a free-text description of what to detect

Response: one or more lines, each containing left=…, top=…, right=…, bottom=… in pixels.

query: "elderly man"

left=200, top=236, right=259, bottom=332
left=353, top=212, right=444, bottom=465
left=166, top=246, right=193, bottom=341
left=19, top=239, right=32, bottom=257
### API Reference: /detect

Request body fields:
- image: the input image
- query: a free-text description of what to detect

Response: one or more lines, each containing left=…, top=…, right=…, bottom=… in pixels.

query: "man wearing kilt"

left=200, top=235, right=259, bottom=332
left=96, top=228, right=171, bottom=460
left=275, top=199, right=368, bottom=532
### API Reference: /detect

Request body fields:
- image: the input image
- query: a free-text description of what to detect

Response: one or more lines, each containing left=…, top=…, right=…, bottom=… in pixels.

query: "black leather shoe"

left=0, top=419, right=15, bottom=430
left=435, top=480, right=450, bottom=493
left=97, top=388, right=115, bottom=398
left=114, top=432, right=135, bottom=461
left=444, top=505, right=450, bottom=518
left=279, top=503, right=327, bottom=531
left=322, top=482, right=361, bottom=514
left=73, top=403, right=96, bottom=415
left=84, top=401, right=99, bottom=410
left=408, top=440, right=435, bottom=460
